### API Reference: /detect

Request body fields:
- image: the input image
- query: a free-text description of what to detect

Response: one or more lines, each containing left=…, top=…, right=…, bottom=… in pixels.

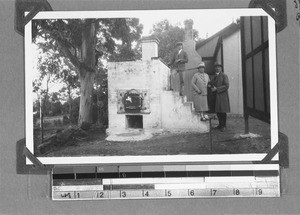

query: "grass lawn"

left=34, top=115, right=271, bottom=157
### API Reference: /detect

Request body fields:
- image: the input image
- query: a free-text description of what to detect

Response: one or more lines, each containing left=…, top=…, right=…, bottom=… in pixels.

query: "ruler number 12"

left=96, top=192, right=104, bottom=198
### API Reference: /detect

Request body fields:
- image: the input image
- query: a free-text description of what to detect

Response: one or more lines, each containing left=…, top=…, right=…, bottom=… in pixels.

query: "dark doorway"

left=126, top=115, right=143, bottom=129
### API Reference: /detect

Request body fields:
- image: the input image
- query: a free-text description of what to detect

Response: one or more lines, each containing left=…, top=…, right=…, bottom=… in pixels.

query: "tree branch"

left=39, top=24, right=81, bottom=70
left=40, top=22, right=97, bottom=75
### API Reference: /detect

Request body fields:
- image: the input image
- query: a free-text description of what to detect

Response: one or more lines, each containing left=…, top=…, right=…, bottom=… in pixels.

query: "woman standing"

left=191, top=62, right=210, bottom=121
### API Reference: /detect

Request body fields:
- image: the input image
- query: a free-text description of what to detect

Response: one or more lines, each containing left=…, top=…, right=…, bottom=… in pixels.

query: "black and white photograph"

left=25, top=9, right=278, bottom=165
left=1, top=0, right=300, bottom=213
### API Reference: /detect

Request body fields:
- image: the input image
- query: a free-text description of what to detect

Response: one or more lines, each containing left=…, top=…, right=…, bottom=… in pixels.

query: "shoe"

left=204, top=115, right=209, bottom=120
left=220, top=127, right=226, bottom=132
left=213, top=125, right=222, bottom=130
left=200, top=117, right=206, bottom=121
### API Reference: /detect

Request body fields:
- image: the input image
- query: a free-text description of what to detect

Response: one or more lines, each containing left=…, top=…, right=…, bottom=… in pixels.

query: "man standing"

left=209, top=62, right=230, bottom=132
left=168, top=42, right=188, bottom=96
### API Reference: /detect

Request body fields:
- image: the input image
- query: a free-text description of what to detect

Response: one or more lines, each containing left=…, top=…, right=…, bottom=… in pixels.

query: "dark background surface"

left=1, top=0, right=300, bottom=214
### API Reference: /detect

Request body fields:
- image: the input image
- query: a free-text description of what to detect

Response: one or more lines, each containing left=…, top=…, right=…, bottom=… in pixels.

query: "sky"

left=137, top=9, right=240, bottom=39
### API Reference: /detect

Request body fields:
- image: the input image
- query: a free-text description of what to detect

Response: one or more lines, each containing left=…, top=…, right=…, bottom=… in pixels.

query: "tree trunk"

left=68, top=86, right=72, bottom=116
left=78, top=71, right=95, bottom=128
left=78, top=20, right=97, bottom=129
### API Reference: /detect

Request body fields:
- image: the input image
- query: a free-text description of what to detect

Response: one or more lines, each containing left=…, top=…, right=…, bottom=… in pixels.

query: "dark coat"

left=210, top=72, right=230, bottom=113
left=169, top=49, right=188, bottom=71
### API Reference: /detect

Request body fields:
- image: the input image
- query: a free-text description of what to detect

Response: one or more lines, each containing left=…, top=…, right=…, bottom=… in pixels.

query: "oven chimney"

left=141, top=36, right=159, bottom=61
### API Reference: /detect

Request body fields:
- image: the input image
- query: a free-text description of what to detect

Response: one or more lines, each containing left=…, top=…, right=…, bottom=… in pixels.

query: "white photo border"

left=25, top=8, right=278, bottom=165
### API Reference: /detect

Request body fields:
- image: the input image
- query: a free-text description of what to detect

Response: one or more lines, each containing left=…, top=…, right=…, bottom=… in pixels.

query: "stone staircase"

left=161, top=90, right=209, bottom=133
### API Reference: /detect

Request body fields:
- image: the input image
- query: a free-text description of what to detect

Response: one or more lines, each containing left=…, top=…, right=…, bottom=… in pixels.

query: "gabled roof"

left=196, top=22, right=240, bottom=50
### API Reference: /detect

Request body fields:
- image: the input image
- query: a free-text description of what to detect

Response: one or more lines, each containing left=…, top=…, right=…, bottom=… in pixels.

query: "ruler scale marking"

left=52, top=164, right=280, bottom=200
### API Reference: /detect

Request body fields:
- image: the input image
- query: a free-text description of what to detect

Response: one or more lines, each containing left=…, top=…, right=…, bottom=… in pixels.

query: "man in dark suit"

left=209, top=62, right=230, bottom=132
left=168, top=42, right=188, bottom=96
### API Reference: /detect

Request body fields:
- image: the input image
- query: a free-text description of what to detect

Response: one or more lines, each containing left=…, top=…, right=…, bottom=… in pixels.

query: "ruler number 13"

left=121, top=191, right=126, bottom=198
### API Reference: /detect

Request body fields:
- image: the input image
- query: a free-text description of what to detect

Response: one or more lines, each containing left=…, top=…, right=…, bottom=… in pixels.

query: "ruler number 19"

left=257, top=189, right=263, bottom=195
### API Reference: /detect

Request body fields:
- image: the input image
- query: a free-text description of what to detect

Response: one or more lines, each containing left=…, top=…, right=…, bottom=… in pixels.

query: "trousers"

left=216, top=112, right=227, bottom=128
left=170, top=69, right=184, bottom=95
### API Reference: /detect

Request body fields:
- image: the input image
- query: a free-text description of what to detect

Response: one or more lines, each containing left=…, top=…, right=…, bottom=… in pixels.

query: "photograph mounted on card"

left=24, top=9, right=279, bottom=165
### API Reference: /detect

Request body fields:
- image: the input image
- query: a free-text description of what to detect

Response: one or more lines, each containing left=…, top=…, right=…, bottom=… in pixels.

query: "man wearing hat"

left=208, top=62, right=230, bottom=131
left=168, top=42, right=189, bottom=96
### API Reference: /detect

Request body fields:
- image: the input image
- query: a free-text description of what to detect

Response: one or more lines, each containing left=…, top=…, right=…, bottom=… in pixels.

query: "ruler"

left=52, top=164, right=280, bottom=200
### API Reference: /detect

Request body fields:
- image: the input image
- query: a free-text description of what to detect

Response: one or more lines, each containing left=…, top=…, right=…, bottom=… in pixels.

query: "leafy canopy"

left=149, top=19, right=200, bottom=64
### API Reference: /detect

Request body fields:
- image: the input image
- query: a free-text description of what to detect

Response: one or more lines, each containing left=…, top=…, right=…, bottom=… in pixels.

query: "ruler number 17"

left=211, top=189, right=217, bottom=196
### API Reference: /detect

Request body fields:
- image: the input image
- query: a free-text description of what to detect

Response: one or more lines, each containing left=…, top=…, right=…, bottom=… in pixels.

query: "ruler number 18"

left=234, top=189, right=240, bottom=195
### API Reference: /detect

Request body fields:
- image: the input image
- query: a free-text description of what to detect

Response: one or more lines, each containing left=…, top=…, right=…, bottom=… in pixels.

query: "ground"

left=34, top=115, right=271, bottom=157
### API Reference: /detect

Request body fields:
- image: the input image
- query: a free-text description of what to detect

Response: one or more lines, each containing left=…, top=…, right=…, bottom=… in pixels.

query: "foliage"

left=149, top=19, right=200, bottom=64
left=32, top=18, right=143, bottom=127
left=32, top=18, right=143, bottom=67
left=69, top=97, right=80, bottom=124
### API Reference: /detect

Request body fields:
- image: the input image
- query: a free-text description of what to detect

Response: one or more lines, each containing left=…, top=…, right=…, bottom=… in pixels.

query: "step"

left=161, top=91, right=209, bottom=133
left=183, top=101, right=195, bottom=112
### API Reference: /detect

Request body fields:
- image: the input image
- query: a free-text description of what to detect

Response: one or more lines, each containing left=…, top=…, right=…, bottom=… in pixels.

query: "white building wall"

left=107, top=59, right=169, bottom=134
left=223, top=30, right=243, bottom=115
